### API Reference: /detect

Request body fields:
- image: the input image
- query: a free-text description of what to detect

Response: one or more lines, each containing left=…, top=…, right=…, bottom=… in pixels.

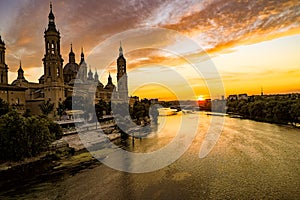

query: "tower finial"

left=80, top=46, right=85, bottom=63
left=70, top=43, right=73, bottom=52
left=119, top=41, right=123, bottom=56
left=48, top=1, right=55, bottom=25
left=20, top=60, right=22, bottom=68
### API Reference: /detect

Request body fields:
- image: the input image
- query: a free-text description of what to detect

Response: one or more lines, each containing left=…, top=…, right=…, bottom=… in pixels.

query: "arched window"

left=51, top=43, right=55, bottom=54
left=57, top=67, right=60, bottom=77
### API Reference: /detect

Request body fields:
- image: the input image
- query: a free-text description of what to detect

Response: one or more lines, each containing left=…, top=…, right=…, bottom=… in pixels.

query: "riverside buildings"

left=0, top=3, right=128, bottom=115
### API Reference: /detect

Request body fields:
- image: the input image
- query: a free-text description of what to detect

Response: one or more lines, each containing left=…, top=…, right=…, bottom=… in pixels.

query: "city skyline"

left=0, top=0, right=299, bottom=100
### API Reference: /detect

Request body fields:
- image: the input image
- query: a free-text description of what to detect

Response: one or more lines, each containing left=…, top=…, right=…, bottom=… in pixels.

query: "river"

left=1, top=112, right=300, bottom=199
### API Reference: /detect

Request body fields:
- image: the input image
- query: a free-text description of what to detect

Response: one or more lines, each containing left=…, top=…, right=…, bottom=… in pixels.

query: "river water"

left=1, top=112, right=300, bottom=199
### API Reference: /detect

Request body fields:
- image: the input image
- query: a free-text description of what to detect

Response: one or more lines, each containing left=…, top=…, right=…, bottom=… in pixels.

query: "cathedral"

left=0, top=3, right=128, bottom=115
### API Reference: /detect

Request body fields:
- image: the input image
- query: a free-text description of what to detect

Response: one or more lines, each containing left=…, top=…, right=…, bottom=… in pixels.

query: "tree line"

left=0, top=99, right=62, bottom=162
left=227, top=96, right=300, bottom=126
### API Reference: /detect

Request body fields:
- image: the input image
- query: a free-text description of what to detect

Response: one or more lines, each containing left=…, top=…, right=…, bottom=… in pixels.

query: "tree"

left=0, top=110, right=28, bottom=160
left=248, top=101, right=265, bottom=120
left=57, top=102, right=66, bottom=120
left=25, top=116, right=54, bottom=157
left=39, top=100, right=54, bottom=116
left=95, top=99, right=108, bottom=119
left=23, top=109, right=32, bottom=118
left=0, top=110, right=60, bottom=161
left=0, top=98, right=9, bottom=116
left=290, top=100, right=300, bottom=126
left=272, top=101, right=290, bottom=123
left=48, top=120, right=63, bottom=140
left=63, top=96, right=73, bottom=110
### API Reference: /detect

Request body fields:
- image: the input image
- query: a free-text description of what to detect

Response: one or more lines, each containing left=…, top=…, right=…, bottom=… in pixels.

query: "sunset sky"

left=0, top=0, right=299, bottom=100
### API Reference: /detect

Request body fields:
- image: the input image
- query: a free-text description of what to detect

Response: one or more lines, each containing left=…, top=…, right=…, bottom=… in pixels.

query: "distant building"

left=0, top=36, right=27, bottom=112
left=150, top=98, right=158, bottom=104
left=129, top=96, right=139, bottom=107
left=227, top=94, right=238, bottom=101
left=238, top=93, right=248, bottom=100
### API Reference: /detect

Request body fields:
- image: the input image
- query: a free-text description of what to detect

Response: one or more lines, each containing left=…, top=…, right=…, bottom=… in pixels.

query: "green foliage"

left=0, top=98, right=9, bottom=116
left=22, top=109, right=32, bottom=117
left=131, top=101, right=150, bottom=120
left=57, top=102, right=66, bottom=119
left=95, top=99, right=109, bottom=119
left=39, top=100, right=54, bottom=116
left=0, top=110, right=28, bottom=160
left=227, top=96, right=300, bottom=126
left=290, top=101, right=300, bottom=125
left=0, top=110, right=62, bottom=161
left=48, top=121, right=63, bottom=140
left=25, top=116, right=53, bottom=157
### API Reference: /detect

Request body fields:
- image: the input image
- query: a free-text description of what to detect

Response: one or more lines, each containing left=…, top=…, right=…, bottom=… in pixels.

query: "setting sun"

left=197, top=95, right=205, bottom=101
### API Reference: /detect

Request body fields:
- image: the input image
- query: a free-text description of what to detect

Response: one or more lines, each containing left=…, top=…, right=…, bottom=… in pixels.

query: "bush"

left=48, top=121, right=63, bottom=140
left=0, top=98, right=9, bottom=116
left=0, top=110, right=61, bottom=161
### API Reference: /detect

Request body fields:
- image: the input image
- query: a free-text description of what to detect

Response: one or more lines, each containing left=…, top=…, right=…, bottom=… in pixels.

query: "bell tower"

left=78, top=47, right=87, bottom=82
left=42, top=3, right=64, bottom=107
left=117, top=42, right=128, bottom=102
left=0, top=35, right=8, bottom=85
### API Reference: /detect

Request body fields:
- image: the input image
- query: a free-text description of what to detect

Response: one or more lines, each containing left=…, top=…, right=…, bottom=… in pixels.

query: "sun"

left=197, top=95, right=204, bottom=101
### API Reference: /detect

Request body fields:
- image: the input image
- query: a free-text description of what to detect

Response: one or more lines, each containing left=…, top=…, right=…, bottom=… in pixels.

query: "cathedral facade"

left=0, top=3, right=128, bottom=116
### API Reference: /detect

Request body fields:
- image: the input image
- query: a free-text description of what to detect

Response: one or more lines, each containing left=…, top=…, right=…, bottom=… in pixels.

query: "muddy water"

left=1, top=112, right=300, bottom=199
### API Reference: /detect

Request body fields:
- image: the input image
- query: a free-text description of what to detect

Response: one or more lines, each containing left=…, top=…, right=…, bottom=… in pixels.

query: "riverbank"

left=226, top=112, right=300, bottom=128
left=0, top=122, right=128, bottom=196
left=0, top=145, right=99, bottom=197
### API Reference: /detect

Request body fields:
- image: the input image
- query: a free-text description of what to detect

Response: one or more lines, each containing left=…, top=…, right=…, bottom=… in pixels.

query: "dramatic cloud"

left=0, top=0, right=299, bottom=96
left=160, top=0, right=300, bottom=52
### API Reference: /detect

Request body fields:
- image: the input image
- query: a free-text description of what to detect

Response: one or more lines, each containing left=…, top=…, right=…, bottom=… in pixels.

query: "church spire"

left=88, top=65, right=94, bottom=80
left=94, top=67, right=99, bottom=81
left=119, top=41, right=123, bottom=57
left=69, top=43, right=75, bottom=63
left=108, top=72, right=112, bottom=84
left=47, top=2, right=56, bottom=32
left=17, top=60, right=24, bottom=79
left=80, top=47, right=85, bottom=63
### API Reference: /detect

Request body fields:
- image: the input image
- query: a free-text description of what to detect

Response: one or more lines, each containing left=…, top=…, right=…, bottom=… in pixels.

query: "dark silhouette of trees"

left=57, top=102, right=66, bottom=120
left=0, top=98, right=9, bottom=116
left=95, top=99, right=110, bottom=119
left=0, top=110, right=63, bottom=162
left=227, top=96, right=300, bottom=126
left=39, top=100, right=54, bottom=116
left=290, top=101, right=300, bottom=126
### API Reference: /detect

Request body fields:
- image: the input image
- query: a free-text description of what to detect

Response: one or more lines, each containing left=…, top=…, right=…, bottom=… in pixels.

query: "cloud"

left=159, top=0, right=300, bottom=53
left=1, top=0, right=300, bottom=87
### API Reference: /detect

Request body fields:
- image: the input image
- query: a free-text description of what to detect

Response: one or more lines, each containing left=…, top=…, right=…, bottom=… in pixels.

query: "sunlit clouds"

left=0, top=0, right=299, bottom=99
